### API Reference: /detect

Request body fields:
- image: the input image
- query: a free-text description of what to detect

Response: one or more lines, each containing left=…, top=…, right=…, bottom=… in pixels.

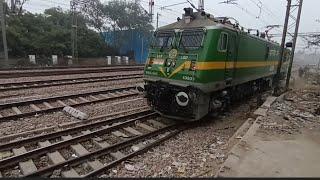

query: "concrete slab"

left=89, top=95, right=100, bottom=101
left=38, top=140, right=51, bottom=147
left=93, top=140, right=110, bottom=149
left=261, top=96, right=278, bottom=109
left=79, top=97, right=90, bottom=103
left=137, top=123, right=156, bottom=132
left=123, top=127, right=142, bottom=136
left=19, top=160, right=37, bottom=175
left=68, top=99, right=78, bottom=104
left=43, top=102, right=54, bottom=109
left=253, top=108, right=268, bottom=117
left=88, top=160, right=104, bottom=170
left=112, top=131, right=129, bottom=138
left=71, top=144, right=89, bottom=156
left=12, top=107, right=22, bottom=115
left=61, top=135, right=73, bottom=141
left=107, top=93, right=116, bottom=97
left=61, top=168, right=80, bottom=178
left=131, top=142, right=145, bottom=152
left=99, top=94, right=110, bottom=99
left=12, top=147, right=27, bottom=156
left=48, top=151, right=65, bottom=164
left=81, top=130, right=91, bottom=135
left=147, top=120, right=166, bottom=128
left=57, top=100, right=68, bottom=107
left=30, top=104, right=41, bottom=111
left=92, top=137, right=103, bottom=142
left=110, top=151, right=125, bottom=160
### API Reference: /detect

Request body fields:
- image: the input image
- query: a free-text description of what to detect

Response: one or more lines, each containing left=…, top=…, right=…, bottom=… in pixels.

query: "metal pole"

left=11, top=0, right=15, bottom=11
left=156, top=13, right=159, bottom=29
left=141, top=37, right=144, bottom=64
left=0, top=0, right=8, bottom=67
left=274, top=0, right=291, bottom=93
left=71, top=0, right=78, bottom=65
left=149, top=0, right=154, bottom=23
left=285, top=0, right=303, bottom=89
left=71, top=1, right=75, bottom=63
left=198, top=0, right=204, bottom=11
left=75, top=11, right=78, bottom=64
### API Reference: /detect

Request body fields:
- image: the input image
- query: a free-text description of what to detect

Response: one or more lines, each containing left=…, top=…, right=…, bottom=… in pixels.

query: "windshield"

left=179, top=30, right=205, bottom=50
left=153, top=31, right=174, bottom=49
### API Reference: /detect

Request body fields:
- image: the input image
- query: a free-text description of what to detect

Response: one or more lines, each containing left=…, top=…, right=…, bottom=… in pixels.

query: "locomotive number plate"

left=182, top=76, right=195, bottom=81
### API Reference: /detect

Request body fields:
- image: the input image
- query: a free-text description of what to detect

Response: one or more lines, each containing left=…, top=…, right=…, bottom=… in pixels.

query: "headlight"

left=148, top=58, right=154, bottom=65
left=166, top=59, right=172, bottom=66
left=172, top=61, right=176, bottom=67
left=175, top=92, right=189, bottom=107
left=190, top=61, right=197, bottom=71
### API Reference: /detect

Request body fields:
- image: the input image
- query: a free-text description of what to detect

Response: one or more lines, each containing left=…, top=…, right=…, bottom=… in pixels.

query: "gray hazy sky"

left=20, top=0, right=320, bottom=51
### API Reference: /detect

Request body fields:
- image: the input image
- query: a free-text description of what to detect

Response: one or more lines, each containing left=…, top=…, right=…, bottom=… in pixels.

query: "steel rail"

left=0, top=66, right=145, bottom=79
left=0, top=109, right=154, bottom=152
left=0, top=64, right=144, bottom=71
left=0, top=106, right=150, bottom=143
left=0, top=112, right=158, bottom=169
left=85, top=128, right=182, bottom=177
left=0, top=86, right=136, bottom=108
left=0, top=74, right=143, bottom=91
left=24, top=124, right=180, bottom=177
left=0, top=86, right=138, bottom=122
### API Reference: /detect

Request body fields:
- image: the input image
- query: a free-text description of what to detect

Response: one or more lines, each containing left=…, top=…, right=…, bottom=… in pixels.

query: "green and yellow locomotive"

left=140, top=8, right=290, bottom=121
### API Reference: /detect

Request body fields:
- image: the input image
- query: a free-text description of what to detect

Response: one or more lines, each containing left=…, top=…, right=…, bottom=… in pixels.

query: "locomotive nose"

left=175, top=92, right=189, bottom=107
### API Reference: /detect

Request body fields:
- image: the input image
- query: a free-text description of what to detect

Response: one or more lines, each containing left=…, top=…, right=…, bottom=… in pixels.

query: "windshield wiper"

left=160, top=43, right=166, bottom=52
left=160, top=37, right=171, bottom=52
left=180, top=40, right=189, bottom=53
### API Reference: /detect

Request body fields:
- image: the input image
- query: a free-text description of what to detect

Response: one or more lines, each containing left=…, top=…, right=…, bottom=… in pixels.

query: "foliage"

left=306, top=35, right=320, bottom=47
left=2, top=7, right=117, bottom=59
left=80, top=0, right=108, bottom=39
left=81, top=0, right=154, bottom=49
left=1, top=0, right=154, bottom=59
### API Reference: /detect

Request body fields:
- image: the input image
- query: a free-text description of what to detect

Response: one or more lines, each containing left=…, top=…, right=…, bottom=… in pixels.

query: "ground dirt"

left=218, top=69, right=320, bottom=177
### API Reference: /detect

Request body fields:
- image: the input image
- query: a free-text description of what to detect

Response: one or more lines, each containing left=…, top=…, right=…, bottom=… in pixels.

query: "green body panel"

left=144, top=22, right=290, bottom=93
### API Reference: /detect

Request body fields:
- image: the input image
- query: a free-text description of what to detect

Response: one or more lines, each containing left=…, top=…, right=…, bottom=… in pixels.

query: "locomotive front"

left=143, top=28, right=208, bottom=121
left=140, top=10, right=213, bottom=121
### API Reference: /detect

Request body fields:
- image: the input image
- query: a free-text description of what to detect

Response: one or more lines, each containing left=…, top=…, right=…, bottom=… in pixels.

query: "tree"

left=80, top=0, right=154, bottom=48
left=80, top=0, right=109, bottom=39
left=6, top=0, right=29, bottom=15
left=305, top=34, right=320, bottom=47
left=104, top=0, right=153, bottom=49
left=1, top=7, right=117, bottom=60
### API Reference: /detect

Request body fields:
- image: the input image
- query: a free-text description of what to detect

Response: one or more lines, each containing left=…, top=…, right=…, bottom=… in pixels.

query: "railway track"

left=0, top=86, right=139, bottom=122
left=0, top=110, right=181, bottom=178
left=0, top=73, right=143, bottom=91
left=0, top=66, right=144, bottom=79
left=0, top=64, right=143, bottom=71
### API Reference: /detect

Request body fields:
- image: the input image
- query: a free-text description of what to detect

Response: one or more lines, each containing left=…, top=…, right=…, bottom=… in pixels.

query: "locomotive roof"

left=158, top=11, right=234, bottom=31
left=158, top=12, right=218, bottom=30
left=158, top=10, right=281, bottom=46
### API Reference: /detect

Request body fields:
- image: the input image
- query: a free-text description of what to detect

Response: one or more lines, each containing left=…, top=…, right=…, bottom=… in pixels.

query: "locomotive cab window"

left=218, top=32, right=228, bottom=52
left=179, top=30, right=205, bottom=50
left=153, top=31, right=175, bottom=49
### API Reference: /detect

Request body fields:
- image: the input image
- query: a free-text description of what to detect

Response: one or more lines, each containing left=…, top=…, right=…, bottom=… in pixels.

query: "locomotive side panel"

left=231, top=33, right=278, bottom=84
